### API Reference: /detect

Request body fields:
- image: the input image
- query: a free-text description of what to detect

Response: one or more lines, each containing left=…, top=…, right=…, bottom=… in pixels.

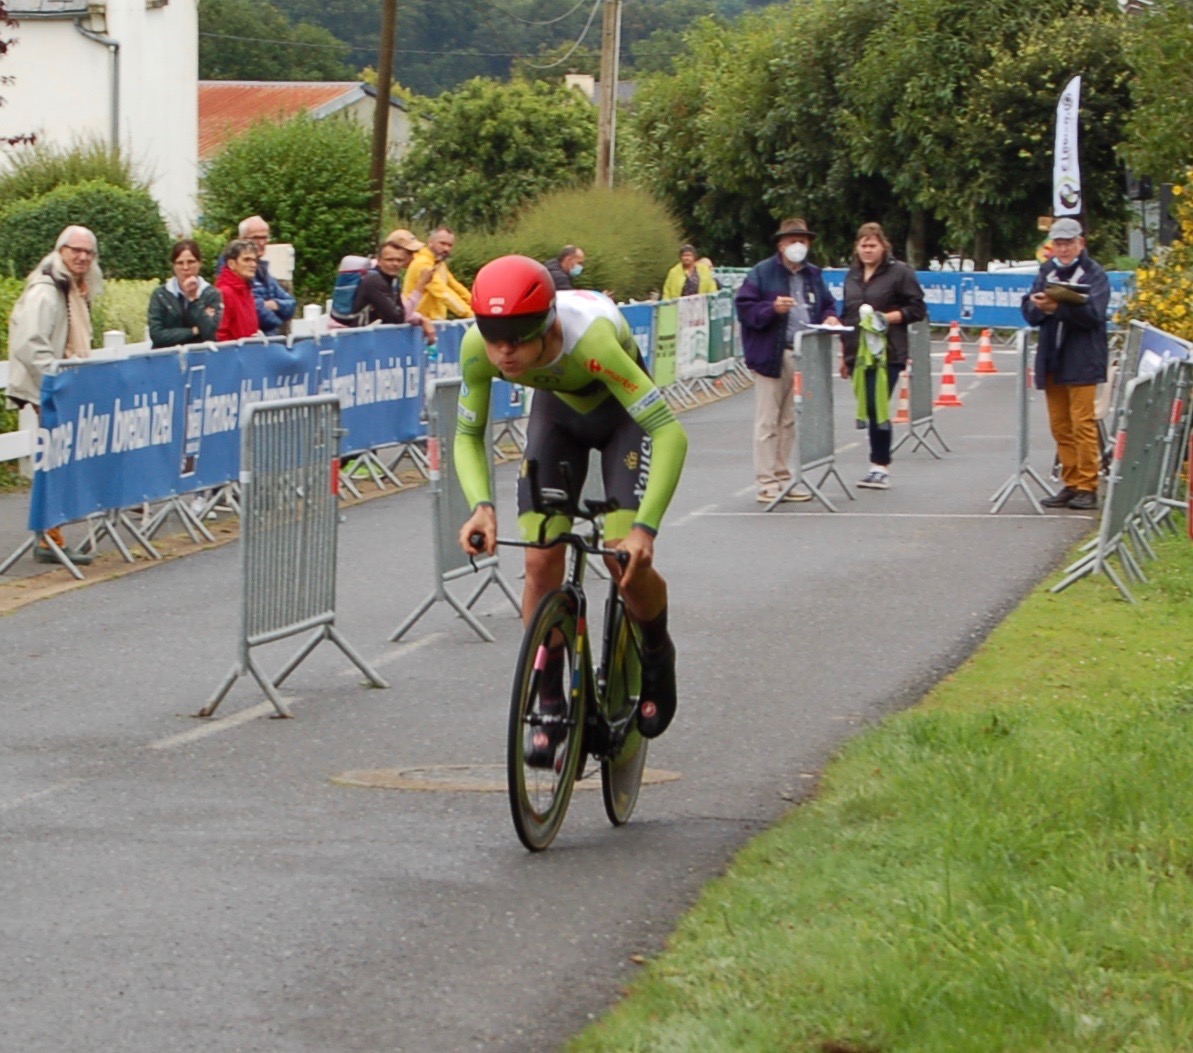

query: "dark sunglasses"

left=474, top=308, right=555, bottom=345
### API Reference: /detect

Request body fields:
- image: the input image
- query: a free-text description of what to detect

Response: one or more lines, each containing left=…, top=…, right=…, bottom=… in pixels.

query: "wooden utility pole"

left=369, top=0, right=398, bottom=234
left=595, top=0, right=621, bottom=188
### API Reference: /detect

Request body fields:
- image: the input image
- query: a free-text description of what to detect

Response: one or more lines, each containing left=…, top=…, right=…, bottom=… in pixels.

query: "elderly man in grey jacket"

left=6, top=224, right=103, bottom=564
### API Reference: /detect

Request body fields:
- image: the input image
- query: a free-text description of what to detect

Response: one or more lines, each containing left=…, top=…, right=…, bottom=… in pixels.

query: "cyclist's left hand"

left=611, top=526, right=655, bottom=590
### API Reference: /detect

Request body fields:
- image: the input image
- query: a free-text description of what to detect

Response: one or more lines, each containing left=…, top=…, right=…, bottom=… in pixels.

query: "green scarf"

left=853, top=307, right=890, bottom=431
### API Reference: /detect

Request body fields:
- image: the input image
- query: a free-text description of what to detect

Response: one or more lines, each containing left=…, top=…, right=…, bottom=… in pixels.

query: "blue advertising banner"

left=32, top=350, right=186, bottom=530
left=821, top=269, right=1135, bottom=329
left=319, top=326, right=423, bottom=453
left=620, top=302, right=656, bottom=374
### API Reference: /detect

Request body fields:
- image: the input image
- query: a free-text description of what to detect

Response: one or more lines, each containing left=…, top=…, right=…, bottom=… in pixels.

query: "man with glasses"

left=236, top=215, right=295, bottom=336
left=5, top=225, right=104, bottom=564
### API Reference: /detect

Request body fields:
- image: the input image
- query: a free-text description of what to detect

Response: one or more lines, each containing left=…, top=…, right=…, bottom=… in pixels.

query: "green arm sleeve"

left=452, top=327, right=497, bottom=509
left=577, top=319, right=688, bottom=532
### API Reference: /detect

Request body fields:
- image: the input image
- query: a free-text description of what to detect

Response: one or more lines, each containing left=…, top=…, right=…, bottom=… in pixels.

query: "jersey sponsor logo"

left=623, top=450, right=638, bottom=471
left=632, top=435, right=653, bottom=504
left=627, top=387, right=663, bottom=417
left=460, top=380, right=470, bottom=398
left=457, top=404, right=477, bottom=424
left=585, top=357, right=638, bottom=393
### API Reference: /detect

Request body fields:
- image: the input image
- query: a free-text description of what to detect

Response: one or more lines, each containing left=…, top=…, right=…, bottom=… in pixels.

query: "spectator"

left=147, top=239, right=223, bottom=348
left=1021, top=217, right=1110, bottom=511
left=402, top=226, right=473, bottom=320
left=238, top=215, right=296, bottom=336
left=663, top=244, right=718, bottom=299
left=838, top=221, right=927, bottom=491
left=543, top=245, right=585, bottom=291
left=735, top=218, right=840, bottom=503
left=346, top=230, right=437, bottom=344
left=697, top=256, right=723, bottom=289
left=215, top=239, right=261, bottom=341
left=5, top=225, right=102, bottom=564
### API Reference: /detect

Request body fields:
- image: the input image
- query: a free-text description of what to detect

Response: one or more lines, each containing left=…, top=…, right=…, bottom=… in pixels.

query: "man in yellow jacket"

left=402, top=226, right=474, bottom=320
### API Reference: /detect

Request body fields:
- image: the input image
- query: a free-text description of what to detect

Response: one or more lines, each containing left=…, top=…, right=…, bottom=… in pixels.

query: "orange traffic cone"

left=945, top=321, right=966, bottom=363
left=893, top=367, right=910, bottom=423
left=974, top=328, right=998, bottom=374
left=934, top=357, right=964, bottom=407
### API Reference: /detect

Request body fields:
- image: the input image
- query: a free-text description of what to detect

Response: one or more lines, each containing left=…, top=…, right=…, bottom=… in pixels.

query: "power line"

left=198, top=30, right=516, bottom=57
left=479, top=0, right=590, bottom=26
left=519, top=0, right=603, bottom=69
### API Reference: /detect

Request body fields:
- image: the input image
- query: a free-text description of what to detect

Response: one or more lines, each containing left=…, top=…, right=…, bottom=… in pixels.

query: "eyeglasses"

left=246, top=234, right=269, bottom=242
left=64, top=245, right=97, bottom=258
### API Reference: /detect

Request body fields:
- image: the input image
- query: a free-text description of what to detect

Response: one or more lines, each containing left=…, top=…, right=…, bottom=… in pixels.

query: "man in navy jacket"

left=735, top=217, right=839, bottom=502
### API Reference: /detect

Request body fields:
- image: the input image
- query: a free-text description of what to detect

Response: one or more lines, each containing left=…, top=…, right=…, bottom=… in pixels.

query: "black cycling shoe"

left=524, top=698, right=567, bottom=770
left=637, top=638, right=677, bottom=739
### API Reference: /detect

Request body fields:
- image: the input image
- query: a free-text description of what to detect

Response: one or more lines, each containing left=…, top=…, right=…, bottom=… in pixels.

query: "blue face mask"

left=569, top=264, right=583, bottom=278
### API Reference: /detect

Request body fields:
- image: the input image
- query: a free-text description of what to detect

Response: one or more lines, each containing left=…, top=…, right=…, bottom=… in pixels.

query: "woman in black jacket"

left=147, top=239, right=223, bottom=348
left=838, top=222, right=927, bottom=489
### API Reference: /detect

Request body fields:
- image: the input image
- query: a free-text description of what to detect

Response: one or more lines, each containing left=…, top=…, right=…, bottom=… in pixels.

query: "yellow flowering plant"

left=1119, top=170, right=1193, bottom=339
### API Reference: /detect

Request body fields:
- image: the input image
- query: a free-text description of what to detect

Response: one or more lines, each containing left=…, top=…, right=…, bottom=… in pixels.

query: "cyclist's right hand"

left=460, top=504, right=497, bottom=556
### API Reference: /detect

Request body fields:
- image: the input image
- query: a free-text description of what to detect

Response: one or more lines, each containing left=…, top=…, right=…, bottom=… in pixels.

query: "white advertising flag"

left=1053, top=75, right=1082, bottom=218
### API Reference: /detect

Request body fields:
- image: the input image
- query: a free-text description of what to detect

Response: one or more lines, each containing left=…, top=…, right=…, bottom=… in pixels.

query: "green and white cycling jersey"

left=454, top=290, right=688, bottom=535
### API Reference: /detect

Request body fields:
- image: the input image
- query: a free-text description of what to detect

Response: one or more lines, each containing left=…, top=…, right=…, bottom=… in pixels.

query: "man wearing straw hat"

left=735, top=218, right=840, bottom=503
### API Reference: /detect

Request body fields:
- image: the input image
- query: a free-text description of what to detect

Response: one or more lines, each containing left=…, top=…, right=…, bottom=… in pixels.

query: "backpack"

left=330, top=255, right=373, bottom=326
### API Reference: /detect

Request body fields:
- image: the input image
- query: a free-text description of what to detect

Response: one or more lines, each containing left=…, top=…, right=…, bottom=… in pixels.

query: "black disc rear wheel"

left=600, top=601, right=648, bottom=826
left=507, top=589, right=585, bottom=851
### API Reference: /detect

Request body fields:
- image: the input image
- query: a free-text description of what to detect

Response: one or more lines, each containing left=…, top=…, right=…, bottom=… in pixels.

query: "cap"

left=385, top=228, right=425, bottom=252
left=1049, top=217, right=1083, bottom=240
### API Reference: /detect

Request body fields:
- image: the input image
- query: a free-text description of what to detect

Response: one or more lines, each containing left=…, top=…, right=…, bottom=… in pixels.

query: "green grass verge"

left=569, top=530, right=1193, bottom=1053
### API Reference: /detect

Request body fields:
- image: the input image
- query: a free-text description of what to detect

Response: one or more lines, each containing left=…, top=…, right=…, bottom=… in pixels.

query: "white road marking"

left=0, top=779, right=83, bottom=813
left=672, top=504, right=719, bottom=528
left=149, top=701, right=281, bottom=750
left=698, top=510, right=1092, bottom=521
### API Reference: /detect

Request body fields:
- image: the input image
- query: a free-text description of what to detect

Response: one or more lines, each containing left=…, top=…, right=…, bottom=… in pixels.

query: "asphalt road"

left=1, top=348, right=1093, bottom=1052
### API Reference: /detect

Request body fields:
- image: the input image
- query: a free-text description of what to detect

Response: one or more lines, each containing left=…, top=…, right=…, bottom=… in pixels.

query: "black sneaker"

left=1066, top=489, right=1097, bottom=511
left=524, top=697, right=567, bottom=770
left=1041, top=486, right=1077, bottom=508
left=638, top=638, right=677, bottom=739
left=34, top=544, right=93, bottom=566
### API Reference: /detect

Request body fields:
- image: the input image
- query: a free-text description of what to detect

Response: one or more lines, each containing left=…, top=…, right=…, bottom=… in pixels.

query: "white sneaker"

left=857, top=469, right=890, bottom=490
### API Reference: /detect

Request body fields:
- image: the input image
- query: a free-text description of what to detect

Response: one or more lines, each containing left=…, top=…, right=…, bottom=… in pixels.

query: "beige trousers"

left=752, top=350, right=796, bottom=493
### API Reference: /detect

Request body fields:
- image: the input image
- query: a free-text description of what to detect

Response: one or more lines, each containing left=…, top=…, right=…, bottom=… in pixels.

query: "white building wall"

left=1, top=0, right=199, bottom=231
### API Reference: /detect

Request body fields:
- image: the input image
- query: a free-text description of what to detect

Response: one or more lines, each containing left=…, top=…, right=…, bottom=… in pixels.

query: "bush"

left=199, top=114, right=374, bottom=303
left=392, top=78, right=597, bottom=234
left=1119, top=171, right=1193, bottom=337
left=93, top=280, right=159, bottom=344
left=447, top=187, right=683, bottom=302
left=0, top=276, right=22, bottom=360
left=0, top=138, right=147, bottom=202
left=0, top=180, right=172, bottom=280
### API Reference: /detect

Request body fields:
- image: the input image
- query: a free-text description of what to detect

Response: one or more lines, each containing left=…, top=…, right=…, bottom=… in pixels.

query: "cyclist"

left=457, top=255, right=688, bottom=754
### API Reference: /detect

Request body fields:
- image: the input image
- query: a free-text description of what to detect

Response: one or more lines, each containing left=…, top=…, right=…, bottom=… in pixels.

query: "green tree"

left=391, top=78, right=597, bottom=232
left=199, top=114, right=374, bottom=301
left=199, top=0, right=353, bottom=81
left=1120, top=0, right=1193, bottom=186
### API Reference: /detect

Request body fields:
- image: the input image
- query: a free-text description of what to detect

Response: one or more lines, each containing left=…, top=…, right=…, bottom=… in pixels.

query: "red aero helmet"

left=472, top=255, right=557, bottom=344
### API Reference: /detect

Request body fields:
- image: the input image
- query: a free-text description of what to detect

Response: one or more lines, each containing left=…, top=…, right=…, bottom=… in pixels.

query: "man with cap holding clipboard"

left=1021, top=216, right=1110, bottom=511
left=735, top=218, right=841, bottom=503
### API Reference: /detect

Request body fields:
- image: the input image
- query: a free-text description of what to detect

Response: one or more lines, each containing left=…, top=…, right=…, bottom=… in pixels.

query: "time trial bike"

left=471, top=461, right=648, bottom=851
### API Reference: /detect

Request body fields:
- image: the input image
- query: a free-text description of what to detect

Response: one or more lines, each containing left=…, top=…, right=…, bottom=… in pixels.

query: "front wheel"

left=600, top=601, right=648, bottom=826
left=507, top=589, right=586, bottom=851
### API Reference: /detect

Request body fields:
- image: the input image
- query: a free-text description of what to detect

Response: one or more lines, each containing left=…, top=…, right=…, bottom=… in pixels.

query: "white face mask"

left=569, top=264, right=583, bottom=278
left=783, top=242, right=809, bottom=265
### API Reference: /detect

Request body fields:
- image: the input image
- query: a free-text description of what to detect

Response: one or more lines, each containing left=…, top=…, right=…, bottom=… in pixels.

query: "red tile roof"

left=199, top=81, right=366, bottom=161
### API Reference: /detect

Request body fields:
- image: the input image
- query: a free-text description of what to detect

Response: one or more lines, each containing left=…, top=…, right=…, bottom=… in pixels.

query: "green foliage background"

left=392, top=79, right=598, bottom=234
left=0, top=139, right=145, bottom=201
left=198, top=0, right=354, bottom=80
left=199, top=115, right=374, bottom=302
left=445, top=187, right=682, bottom=302
left=0, top=181, right=172, bottom=281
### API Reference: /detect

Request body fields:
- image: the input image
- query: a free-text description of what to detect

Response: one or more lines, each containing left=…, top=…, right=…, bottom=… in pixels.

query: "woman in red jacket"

left=215, top=239, right=261, bottom=341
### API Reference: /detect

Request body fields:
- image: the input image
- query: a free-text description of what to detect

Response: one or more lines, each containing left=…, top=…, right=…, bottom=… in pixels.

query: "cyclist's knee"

left=525, top=544, right=566, bottom=589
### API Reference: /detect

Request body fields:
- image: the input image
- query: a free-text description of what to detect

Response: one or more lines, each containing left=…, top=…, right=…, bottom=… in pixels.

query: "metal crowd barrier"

left=1051, top=358, right=1192, bottom=602
left=768, top=329, right=852, bottom=511
left=989, top=328, right=1056, bottom=515
left=390, top=377, right=519, bottom=643
left=892, top=321, right=949, bottom=459
left=202, top=395, right=388, bottom=716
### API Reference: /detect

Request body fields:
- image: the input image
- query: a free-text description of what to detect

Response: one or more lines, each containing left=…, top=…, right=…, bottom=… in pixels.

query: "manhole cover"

left=331, top=764, right=682, bottom=793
